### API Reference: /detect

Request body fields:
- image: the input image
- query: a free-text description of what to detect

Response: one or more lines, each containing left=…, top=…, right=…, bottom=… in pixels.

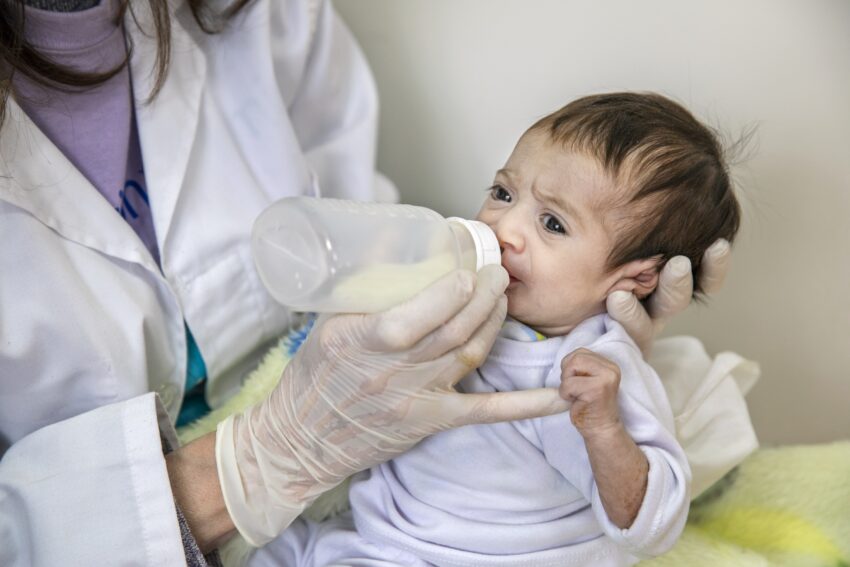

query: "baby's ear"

left=608, top=257, right=662, bottom=299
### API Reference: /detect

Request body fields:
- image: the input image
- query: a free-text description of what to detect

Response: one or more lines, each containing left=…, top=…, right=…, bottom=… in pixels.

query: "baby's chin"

left=507, top=309, right=554, bottom=337
left=506, top=305, right=585, bottom=338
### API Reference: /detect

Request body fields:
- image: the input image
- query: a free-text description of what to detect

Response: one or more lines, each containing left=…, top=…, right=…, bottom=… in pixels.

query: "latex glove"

left=216, top=265, right=570, bottom=546
left=607, top=239, right=731, bottom=356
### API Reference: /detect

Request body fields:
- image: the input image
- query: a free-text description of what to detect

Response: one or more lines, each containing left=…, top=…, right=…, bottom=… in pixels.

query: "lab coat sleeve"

left=0, top=393, right=188, bottom=566
left=280, top=0, right=397, bottom=202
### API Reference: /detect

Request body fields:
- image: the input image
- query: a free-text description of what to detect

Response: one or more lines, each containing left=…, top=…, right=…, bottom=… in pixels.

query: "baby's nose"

left=495, top=224, right=523, bottom=253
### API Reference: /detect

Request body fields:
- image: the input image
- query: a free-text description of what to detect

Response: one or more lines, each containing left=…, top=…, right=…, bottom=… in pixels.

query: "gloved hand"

left=607, top=239, right=731, bottom=355
left=215, top=265, right=570, bottom=547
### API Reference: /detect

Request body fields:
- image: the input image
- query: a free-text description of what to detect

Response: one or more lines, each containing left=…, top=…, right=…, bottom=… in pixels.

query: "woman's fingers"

left=700, top=238, right=731, bottom=294
left=447, top=388, right=571, bottom=427
left=362, top=269, right=477, bottom=352
left=607, top=243, right=727, bottom=356
left=406, top=265, right=509, bottom=363
left=606, top=290, right=653, bottom=355
left=419, top=291, right=507, bottom=386
left=646, top=256, right=692, bottom=321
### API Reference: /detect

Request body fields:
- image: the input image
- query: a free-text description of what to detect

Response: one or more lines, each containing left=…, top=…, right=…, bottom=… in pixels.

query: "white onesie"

left=253, top=314, right=691, bottom=567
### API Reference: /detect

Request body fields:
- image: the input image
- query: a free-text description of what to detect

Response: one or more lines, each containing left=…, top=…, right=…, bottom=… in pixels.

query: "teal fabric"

left=174, top=317, right=320, bottom=427
left=176, top=325, right=211, bottom=427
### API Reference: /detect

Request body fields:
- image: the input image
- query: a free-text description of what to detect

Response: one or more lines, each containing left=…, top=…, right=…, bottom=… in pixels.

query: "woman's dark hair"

left=0, top=0, right=253, bottom=127
left=530, top=92, right=742, bottom=296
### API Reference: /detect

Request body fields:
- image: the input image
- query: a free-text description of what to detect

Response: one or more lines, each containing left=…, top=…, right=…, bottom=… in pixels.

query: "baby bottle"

left=251, top=197, right=501, bottom=313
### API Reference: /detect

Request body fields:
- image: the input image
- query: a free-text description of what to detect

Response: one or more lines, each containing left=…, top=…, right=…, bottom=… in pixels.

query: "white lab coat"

left=0, top=0, right=391, bottom=564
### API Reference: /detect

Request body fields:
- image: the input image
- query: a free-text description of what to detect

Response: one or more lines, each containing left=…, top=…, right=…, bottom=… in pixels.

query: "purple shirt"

left=14, top=0, right=159, bottom=264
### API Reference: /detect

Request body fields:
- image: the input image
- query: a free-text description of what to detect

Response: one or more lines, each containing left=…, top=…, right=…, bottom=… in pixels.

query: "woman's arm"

left=166, top=432, right=235, bottom=554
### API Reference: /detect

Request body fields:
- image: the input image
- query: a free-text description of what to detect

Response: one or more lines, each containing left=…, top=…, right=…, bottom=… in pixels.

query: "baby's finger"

left=448, top=388, right=571, bottom=427
left=700, top=239, right=731, bottom=294
left=558, top=373, right=596, bottom=401
left=561, top=349, right=617, bottom=377
left=606, top=291, right=653, bottom=355
left=646, top=256, right=692, bottom=321
left=561, top=348, right=597, bottom=376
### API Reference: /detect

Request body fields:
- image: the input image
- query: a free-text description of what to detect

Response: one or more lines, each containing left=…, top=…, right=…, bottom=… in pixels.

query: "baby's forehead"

left=507, top=130, right=634, bottom=213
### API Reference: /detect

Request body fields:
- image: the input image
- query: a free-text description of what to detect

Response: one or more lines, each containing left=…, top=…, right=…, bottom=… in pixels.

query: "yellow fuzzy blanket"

left=178, top=327, right=850, bottom=567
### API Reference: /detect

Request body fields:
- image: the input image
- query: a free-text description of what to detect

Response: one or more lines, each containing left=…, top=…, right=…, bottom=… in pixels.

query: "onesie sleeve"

left=540, top=328, right=691, bottom=558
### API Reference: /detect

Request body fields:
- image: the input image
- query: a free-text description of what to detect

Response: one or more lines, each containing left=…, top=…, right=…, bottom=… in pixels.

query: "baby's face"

left=476, top=130, right=625, bottom=336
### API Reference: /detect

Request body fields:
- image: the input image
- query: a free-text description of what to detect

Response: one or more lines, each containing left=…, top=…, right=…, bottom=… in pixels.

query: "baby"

left=255, top=92, right=741, bottom=566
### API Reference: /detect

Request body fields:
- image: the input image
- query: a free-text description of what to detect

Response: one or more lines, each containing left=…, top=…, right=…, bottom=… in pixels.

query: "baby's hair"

left=530, top=92, right=741, bottom=296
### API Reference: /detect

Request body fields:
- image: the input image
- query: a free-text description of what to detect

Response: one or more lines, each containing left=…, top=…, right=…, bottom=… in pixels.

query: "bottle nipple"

left=447, top=218, right=501, bottom=269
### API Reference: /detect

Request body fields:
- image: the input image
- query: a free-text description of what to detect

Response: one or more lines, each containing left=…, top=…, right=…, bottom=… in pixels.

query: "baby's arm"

left=551, top=339, right=690, bottom=558
left=559, top=349, right=649, bottom=528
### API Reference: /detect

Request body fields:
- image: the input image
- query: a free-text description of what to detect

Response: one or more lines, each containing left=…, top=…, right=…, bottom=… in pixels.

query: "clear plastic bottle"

left=251, top=197, right=501, bottom=313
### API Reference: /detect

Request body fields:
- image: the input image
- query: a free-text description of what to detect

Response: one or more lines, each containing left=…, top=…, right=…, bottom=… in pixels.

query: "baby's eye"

left=489, top=185, right=512, bottom=203
left=542, top=213, right=566, bottom=234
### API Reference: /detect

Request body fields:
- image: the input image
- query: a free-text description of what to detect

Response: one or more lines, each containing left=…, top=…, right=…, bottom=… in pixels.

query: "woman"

left=0, top=0, right=726, bottom=564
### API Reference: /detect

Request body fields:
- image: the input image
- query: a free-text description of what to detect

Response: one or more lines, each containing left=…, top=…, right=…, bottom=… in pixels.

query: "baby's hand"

left=559, top=348, right=622, bottom=439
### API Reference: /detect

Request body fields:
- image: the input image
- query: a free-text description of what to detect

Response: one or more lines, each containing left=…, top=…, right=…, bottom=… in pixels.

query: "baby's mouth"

left=503, top=266, right=522, bottom=286
left=500, top=253, right=524, bottom=286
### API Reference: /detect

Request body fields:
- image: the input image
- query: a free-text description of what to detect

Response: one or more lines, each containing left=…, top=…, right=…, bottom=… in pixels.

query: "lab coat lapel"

left=127, top=1, right=207, bottom=264
left=0, top=98, right=160, bottom=273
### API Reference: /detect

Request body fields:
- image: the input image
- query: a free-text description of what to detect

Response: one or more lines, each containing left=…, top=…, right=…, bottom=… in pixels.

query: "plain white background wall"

left=335, top=0, right=850, bottom=445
